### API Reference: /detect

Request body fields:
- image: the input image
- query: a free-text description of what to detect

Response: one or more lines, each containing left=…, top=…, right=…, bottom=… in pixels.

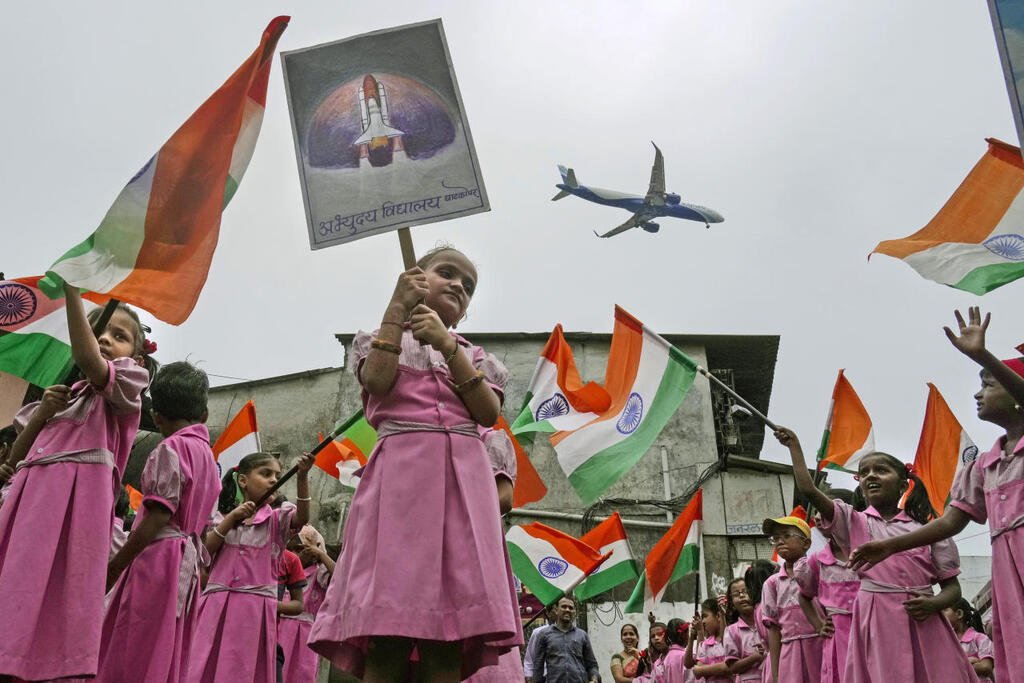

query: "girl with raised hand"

left=759, top=515, right=822, bottom=683
left=683, top=600, right=730, bottom=682
left=189, top=450, right=315, bottom=683
left=724, top=577, right=767, bottom=682
left=97, top=361, right=220, bottom=682
left=944, top=598, right=996, bottom=681
left=307, top=246, right=520, bottom=682
left=775, top=427, right=978, bottom=682
left=794, top=488, right=861, bottom=683
left=278, top=525, right=335, bottom=683
left=0, top=286, right=152, bottom=680
left=850, top=307, right=1024, bottom=682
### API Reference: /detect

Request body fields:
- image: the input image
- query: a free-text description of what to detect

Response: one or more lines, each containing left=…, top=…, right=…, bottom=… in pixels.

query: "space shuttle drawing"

left=353, top=74, right=406, bottom=167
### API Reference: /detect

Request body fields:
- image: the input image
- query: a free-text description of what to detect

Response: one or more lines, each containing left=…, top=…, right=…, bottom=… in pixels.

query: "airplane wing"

left=645, top=142, right=665, bottom=205
left=594, top=214, right=641, bottom=238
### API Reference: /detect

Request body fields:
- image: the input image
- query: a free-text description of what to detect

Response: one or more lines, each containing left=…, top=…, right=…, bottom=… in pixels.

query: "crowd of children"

left=0, top=245, right=1020, bottom=682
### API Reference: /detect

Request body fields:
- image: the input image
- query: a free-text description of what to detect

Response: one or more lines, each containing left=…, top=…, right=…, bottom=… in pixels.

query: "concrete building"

left=137, top=329, right=793, bottom=681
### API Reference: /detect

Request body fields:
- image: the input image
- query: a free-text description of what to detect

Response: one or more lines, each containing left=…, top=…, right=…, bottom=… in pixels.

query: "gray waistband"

left=204, top=582, right=277, bottom=599
left=376, top=420, right=480, bottom=440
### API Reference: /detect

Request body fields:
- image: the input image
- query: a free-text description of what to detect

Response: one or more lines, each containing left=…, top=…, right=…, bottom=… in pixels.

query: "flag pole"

left=398, top=228, right=417, bottom=269
left=696, top=365, right=778, bottom=431
left=253, top=419, right=347, bottom=508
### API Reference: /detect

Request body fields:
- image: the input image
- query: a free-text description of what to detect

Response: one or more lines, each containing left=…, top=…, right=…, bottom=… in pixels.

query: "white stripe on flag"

left=216, top=433, right=260, bottom=474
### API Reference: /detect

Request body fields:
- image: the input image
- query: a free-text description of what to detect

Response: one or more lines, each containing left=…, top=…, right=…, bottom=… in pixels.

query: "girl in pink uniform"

left=278, top=525, right=335, bottom=683
left=0, top=286, right=151, bottom=680
left=794, top=489, right=861, bottom=683
left=724, top=577, right=767, bottom=682
left=684, top=601, right=730, bottom=682
left=776, top=428, right=979, bottom=682
left=308, top=247, right=520, bottom=682
left=759, top=515, right=822, bottom=682
left=660, top=617, right=691, bottom=682
left=97, top=361, right=221, bottom=682
left=189, top=450, right=315, bottom=683
left=850, top=307, right=1024, bottom=683
left=944, top=598, right=996, bottom=681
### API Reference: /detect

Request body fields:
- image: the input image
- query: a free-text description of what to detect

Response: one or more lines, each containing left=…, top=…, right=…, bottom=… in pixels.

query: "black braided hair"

left=665, top=617, right=688, bottom=646
left=951, top=597, right=985, bottom=633
left=217, top=452, right=277, bottom=515
left=852, top=452, right=937, bottom=524
left=744, top=559, right=778, bottom=606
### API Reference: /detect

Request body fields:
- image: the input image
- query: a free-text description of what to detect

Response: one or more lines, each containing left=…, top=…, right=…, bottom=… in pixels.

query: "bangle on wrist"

left=212, top=527, right=228, bottom=540
left=452, top=370, right=485, bottom=393
left=296, top=495, right=312, bottom=502
left=443, top=338, right=459, bottom=365
left=371, top=338, right=402, bottom=355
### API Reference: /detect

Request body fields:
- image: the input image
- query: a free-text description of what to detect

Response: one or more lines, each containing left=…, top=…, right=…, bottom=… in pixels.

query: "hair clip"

left=853, top=474, right=860, bottom=481
left=143, top=339, right=157, bottom=355
left=904, top=462, right=916, bottom=476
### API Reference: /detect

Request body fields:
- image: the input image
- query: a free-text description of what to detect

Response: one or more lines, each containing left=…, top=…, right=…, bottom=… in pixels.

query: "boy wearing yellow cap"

left=760, top=516, right=823, bottom=683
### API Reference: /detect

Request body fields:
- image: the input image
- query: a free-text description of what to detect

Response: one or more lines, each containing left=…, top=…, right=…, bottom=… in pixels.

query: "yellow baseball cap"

left=762, top=516, right=811, bottom=539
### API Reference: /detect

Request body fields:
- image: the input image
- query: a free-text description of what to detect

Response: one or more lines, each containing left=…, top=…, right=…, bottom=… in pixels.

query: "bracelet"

left=296, top=495, right=312, bottom=502
left=443, top=339, right=460, bottom=365
left=452, top=370, right=485, bottom=393
left=212, top=527, right=228, bottom=540
left=371, top=338, right=402, bottom=355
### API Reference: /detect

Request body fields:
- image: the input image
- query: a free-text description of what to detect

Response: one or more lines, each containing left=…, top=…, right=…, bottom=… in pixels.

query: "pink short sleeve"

left=472, top=345, right=509, bottom=403
left=760, top=575, right=780, bottom=628
left=276, top=502, right=298, bottom=547
left=483, top=428, right=517, bottom=485
left=929, top=536, right=961, bottom=581
left=975, top=631, right=995, bottom=660
left=351, top=330, right=374, bottom=383
left=13, top=402, right=33, bottom=433
left=140, top=442, right=183, bottom=514
left=817, top=498, right=854, bottom=555
left=793, top=553, right=819, bottom=598
left=101, top=357, right=149, bottom=414
left=723, top=623, right=742, bottom=663
left=949, top=458, right=987, bottom=524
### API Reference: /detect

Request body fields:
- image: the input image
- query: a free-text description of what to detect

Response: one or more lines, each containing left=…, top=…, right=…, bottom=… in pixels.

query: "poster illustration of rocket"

left=281, top=19, right=489, bottom=250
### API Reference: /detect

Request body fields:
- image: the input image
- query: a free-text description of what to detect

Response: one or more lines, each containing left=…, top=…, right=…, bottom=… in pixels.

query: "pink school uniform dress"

left=691, top=636, right=730, bottom=683
left=308, top=329, right=520, bottom=679
left=96, top=422, right=221, bottom=682
left=0, top=357, right=147, bottom=680
left=278, top=561, right=330, bottom=683
left=950, top=436, right=1024, bottom=683
left=724, top=617, right=766, bottom=682
left=821, top=498, right=979, bottom=682
left=959, top=627, right=995, bottom=682
left=660, top=642, right=692, bottom=682
left=760, top=563, right=823, bottom=683
left=189, top=502, right=297, bottom=683
left=464, top=427, right=525, bottom=683
left=793, top=543, right=859, bottom=683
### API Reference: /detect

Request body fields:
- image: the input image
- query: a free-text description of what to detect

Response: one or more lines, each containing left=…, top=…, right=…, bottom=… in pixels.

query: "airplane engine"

left=641, top=222, right=660, bottom=233
left=664, top=193, right=681, bottom=205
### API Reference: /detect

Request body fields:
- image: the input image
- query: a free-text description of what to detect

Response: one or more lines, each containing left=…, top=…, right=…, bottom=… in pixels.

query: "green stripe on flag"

left=507, top=542, right=564, bottom=605
left=666, top=543, right=700, bottom=585
left=0, top=332, right=73, bottom=387
left=575, top=559, right=639, bottom=601
left=568, top=350, right=696, bottom=504
left=953, top=261, right=1024, bottom=295
left=223, top=174, right=240, bottom=208
left=624, top=570, right=648, bottom=613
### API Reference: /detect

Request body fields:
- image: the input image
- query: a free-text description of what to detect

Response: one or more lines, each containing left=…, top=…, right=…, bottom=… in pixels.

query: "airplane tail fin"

left=557, top=165, right=579, bottom=188
left=552, top=190, right=571, bottom=201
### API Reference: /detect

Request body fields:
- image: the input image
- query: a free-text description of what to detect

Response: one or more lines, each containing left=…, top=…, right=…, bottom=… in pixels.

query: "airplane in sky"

left=552, top=143, right=724, bottom=238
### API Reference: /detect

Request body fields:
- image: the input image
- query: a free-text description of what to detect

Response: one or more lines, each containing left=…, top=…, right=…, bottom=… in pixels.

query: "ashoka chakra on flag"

left=536, top=393, right=570, bottom=421
left=538, top=556, right=569, bottom=579
left=616, top=392, right=644, bottom=434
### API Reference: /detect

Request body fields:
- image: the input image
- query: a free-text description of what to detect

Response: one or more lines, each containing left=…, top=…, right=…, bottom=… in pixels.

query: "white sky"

left=3, top=2, right=1019, bottom=559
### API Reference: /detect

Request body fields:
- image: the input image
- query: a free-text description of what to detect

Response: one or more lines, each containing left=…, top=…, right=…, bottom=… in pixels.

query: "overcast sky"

left=3, top=2, right=1018, bottom=559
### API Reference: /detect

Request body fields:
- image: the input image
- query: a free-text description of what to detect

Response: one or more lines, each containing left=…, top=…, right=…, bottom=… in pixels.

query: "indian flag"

left=817, top=369, right=875, bottom=473
left=575, top=512, right=639, bottom=601
left=625, top=489, right=702, bottom=614
left=514, top=306, right=697, bottom=505
left=494, top=415, right=548, bottom=507
left=315, top=410, right=376, bottom=489
left=912, top=383, right=976, bottom=514
left=0, top=276, right=101, bottom=386
left=506, top=522, right=608, bottom=605
left=212, top=399, right=261, bottom=476
left=871, top=138, right=1024, bottom=294
left=511, top=324, right=611, bottom=441
left=38, top=17, right=289, bottom=325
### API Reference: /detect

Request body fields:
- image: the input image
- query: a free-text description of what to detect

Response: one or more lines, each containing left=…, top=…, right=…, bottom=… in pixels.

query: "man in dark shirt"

left=529, top=596, right=599, bottom=683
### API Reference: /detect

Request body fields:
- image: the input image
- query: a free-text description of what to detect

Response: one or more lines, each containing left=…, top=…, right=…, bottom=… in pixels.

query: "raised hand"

left=848, top=540, right=894, bottom=571
left=295, top=452, right=316, bottom=474
left=409, top=304, right=455, bottom=352
left=944, top=307, right=990, bottom=361
left=228, top=501, right=257, bottom=525
left=389, top=267, right=429, bottom=315
left=773, top=427, right=800, bottom=450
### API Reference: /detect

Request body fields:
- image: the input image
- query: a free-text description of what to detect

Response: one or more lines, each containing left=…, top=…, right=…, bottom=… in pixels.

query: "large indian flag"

left=38, top=17, right=289, bottom=325
left=817, top=369, right=875, bottom=474
left=506, top=522, right=608, bottom=605
left=871, top=138, right=1024, bottom=295
left=913, top=383, right=976, bottom=514
left=212, top=400, right=262, bottom=476
left=513, top=306, right=697, bottom=505
left=625, top=489, right=702, bottom=614
left=575, top=512, right=639, bottom=601
left=0, top=276, right=101, bottom=386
